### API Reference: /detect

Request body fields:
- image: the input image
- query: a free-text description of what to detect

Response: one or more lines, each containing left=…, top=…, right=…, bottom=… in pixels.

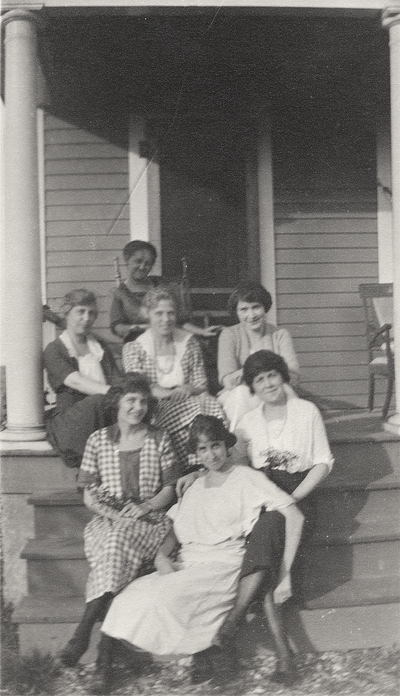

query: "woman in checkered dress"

left=59, top=373, right=180, bottom=668
left=122, top=285, right=225, bottom=471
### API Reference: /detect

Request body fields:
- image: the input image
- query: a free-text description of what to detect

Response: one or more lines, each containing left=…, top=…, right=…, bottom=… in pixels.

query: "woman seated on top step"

left=44, top=289, right=120, bottom=468
left=217, top=282, right=300, bottom=429
left=110, top=240, right=221, bottom=344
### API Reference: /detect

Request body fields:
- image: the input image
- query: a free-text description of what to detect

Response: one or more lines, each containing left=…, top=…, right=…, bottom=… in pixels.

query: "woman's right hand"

left=273, top=571, right=292, bottom=604
left=154, top=553, right=178, bottom=575
left=176, top=471, right=198, bottom=498
left=221, top=369, right=243, bottom=391
left=168, top=385, right=193, bottom=403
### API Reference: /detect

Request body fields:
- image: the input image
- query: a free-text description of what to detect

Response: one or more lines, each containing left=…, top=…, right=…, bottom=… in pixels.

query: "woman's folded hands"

left=119, top=501, right=150, bottom=520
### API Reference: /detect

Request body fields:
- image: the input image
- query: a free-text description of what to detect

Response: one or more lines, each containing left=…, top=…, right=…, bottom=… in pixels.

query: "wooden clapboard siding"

left=44, top=113, right=130, bottom=340
left=274, top=205, right=380, bottom=409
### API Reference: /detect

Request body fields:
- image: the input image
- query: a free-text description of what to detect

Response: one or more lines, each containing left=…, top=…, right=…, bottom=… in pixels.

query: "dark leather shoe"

left=208, top=645, right=239, bottom=686
left=270, top=667, right=297, bottom=686
left=191, top=650, right=213, bottom=684
left=59, top=637, right=89, bottom=667
left=88, top=666, right=113, bottom=695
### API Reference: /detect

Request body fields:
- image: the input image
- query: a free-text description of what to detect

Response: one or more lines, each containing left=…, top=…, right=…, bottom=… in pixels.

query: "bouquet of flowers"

left=260, top=447, right=298, bottom=472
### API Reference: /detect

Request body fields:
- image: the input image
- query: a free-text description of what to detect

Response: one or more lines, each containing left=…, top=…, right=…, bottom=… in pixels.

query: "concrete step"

left=304, top=539, right=400, bottom=581
left=14, top=596, right=100, bottom=663
left=27, top=466, right=400, bottom=545
left=1, top=453, right=77, bottom=495
left=14, top=595, right=400, bottom=654
left=30, top=491, right=92, bottom=539
left=243, top=601, right=400, bottom=652
left=13, top=595, right=86, bottom=624
left=22, top=539, right=88, bottom=597
left=314, top=487, right=400, bottom=543
left=303, top=575, right=400, bottom=609
left=326, top=439, right=400, bottom=492
left=22, top=526, right=400, bottom=601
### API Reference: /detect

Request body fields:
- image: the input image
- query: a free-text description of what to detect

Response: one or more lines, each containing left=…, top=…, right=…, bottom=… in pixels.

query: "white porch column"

left=382, top=8, right=400, bottom=433
left=1, top=10, right=45, bottom=441
left=128, top=116, right=162, bottom=275
left=257, top=120, right=277, bottom=325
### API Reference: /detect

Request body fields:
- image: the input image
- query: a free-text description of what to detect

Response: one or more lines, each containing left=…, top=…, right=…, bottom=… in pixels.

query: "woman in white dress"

left=217, top=282, right=300, bottom=429
left=89, top=415, right=304, bottom=694
left=178, top=350, right=333, bottom=685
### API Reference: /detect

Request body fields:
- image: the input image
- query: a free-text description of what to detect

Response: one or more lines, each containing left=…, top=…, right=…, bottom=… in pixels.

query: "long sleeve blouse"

left=218, top=321, right=299, bottom=384
left=235, top=397, right=334, bottom=474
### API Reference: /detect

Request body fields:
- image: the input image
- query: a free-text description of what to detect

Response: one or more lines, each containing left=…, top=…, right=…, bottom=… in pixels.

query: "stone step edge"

left=21, top=527, right=400, bottom=561
left=303, top=575, right=400, bottom=610
left=13, top=578, right=400, bottom=625
left=27, top=475, right=400, bottom=505
left=28, top=490, right=82, bottom=506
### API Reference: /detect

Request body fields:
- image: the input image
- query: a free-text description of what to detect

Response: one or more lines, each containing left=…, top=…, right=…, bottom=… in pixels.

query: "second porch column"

left=258, top=119, right=277, bottom=325
left=128, top=116, right=162, bottom=276
left=383, top=8, right=400, bottom=433
left=1, top=10, right=45, bottom=440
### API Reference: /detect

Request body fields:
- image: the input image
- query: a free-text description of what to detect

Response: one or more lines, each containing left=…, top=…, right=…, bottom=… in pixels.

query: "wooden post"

left=382, top=7, right=400, bottom=432
left=257, top=119, right=277, bottom=325
left=128, top=115, right=162, bottom=275
left=1, top=10, right=46, bottom=441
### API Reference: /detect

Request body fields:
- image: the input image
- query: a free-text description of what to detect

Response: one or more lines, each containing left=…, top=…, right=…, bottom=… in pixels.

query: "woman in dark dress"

left=110, top=240, right=220, bottom=343
left=44, top=289, right=120, bottom=468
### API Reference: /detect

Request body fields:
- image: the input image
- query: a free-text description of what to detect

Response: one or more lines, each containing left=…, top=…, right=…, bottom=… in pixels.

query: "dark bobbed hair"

left=59, top=289, right=98, bottom=318
left=243, top=350, right=290, bottom=393
left=186, top=415, right=237, bottom=454
left=104, top=372, right=156, bottom=424
left=227, top=282, right=273, bottom=319
left=123, top=240, right=157, bottom=264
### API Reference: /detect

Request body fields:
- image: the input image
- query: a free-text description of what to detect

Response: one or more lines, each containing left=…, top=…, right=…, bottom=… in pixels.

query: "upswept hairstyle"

left=141, top=284, right=182, bottom=317
left=122, top=240, right=157, bottom=264
left=243, top=350, right=290, bottom=393
left=227, top=282, right=273, bottom=319
left=59, top=289, right=98, bottom=318
left=104, top=372, right=156, bottom=424
left=186, top=415, right=237, bottom=454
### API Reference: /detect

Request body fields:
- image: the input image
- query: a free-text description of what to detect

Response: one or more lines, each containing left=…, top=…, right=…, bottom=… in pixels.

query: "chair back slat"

left=358, top=282, right=395, bottom=418
left=359, top=283, right=393, bottom=345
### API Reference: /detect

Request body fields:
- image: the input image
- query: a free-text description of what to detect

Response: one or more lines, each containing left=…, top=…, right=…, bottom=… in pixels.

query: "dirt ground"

left=50, top=647, right=399, bottom=696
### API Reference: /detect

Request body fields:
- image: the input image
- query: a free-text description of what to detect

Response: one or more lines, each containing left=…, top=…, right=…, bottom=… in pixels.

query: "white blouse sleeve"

left=232, top=424, right=251, bottom=466
left=239, top=468, right=294, bottom=537
left=311, top=404, right=334, bottom=472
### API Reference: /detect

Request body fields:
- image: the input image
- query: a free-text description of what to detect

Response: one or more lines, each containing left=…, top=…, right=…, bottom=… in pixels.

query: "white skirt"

left=101, top=541, right=244, bottom=656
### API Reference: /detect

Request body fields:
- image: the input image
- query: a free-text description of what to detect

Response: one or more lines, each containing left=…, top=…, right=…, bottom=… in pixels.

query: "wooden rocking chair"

left=359, top=283, right=394, bottom=419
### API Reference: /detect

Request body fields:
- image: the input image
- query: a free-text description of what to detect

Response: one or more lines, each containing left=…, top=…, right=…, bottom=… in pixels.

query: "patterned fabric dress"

left=122, top=329, right=225, bottom=470
left=77, top=424, right=181, bottom=603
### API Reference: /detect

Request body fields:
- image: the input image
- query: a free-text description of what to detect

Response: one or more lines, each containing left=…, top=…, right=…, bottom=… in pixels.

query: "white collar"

left=60, top=331, right=104, bottom=361
left=136, top=328, right=191, bottom=360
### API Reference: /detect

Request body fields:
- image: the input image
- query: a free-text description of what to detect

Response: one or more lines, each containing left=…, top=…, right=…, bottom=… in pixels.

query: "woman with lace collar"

left=44, top=289, right=120, bottom=468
